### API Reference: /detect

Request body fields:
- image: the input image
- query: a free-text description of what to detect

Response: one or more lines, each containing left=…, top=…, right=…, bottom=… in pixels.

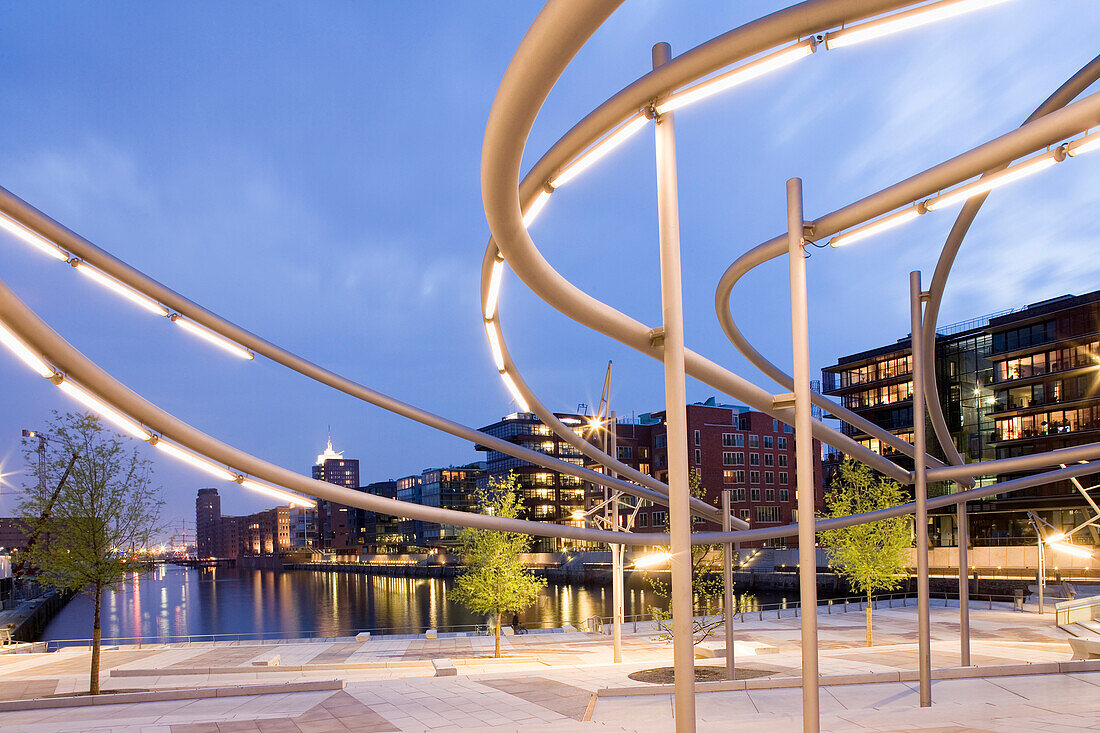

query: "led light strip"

left=0, top=213, right=68, bottom=261
left=72, top=261, right=170, bottom=317
left=824, top=0, right=1015, bottom=50
left=830, top=144, right=1083, bottom=248
left=655, top=41, right=815, bottom=114
left=57, top=379, right=153, bottom=441
left=171, top=315, right=254, bottom=360
left=0, top=315, right=317, bottom=507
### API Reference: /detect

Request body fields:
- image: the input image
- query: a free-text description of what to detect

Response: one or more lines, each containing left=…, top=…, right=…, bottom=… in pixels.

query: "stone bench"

left=1069, top=637, right=1100, bottom=660
left=355, top=632, right=371, bottom=642
left=695, top=640, right=779, bottom=659
left=502, top=626, right=514, bottom=636
left=251, top=654, right=280, bottom=667
left=424, top=629, right=437, bottom=639
left=561, top=623, right=577, bottom=633
left=432, top=658, right=457, bottom=677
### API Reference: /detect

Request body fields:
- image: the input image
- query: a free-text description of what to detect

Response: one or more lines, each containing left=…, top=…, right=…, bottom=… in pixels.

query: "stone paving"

left=0, top=603, right=1094, bottom=732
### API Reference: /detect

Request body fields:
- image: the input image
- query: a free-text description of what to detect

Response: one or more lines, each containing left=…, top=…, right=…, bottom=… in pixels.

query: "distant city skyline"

left=1, top=0, right=1097, bottom=525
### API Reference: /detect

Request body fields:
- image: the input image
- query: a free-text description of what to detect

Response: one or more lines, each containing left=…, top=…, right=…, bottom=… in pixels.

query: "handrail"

left=582, top=591, right=1024, bottom=634
left=1054, top=594, right=1100, bottom=627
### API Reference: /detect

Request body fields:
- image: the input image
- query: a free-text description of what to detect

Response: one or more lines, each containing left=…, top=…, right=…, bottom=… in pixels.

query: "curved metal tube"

left=6, top=271, right=1090, bottom=548
left=919, top=53, right=1100, bottom=473
left=714, top=90, right=1100, bottom=484
left=479, top=0, right=927, bottom=485
left=0, top=275, right=667, bottom=547
left=0, top=185, right=665, bottom=506
left=477, top=248, right=729, bottom=525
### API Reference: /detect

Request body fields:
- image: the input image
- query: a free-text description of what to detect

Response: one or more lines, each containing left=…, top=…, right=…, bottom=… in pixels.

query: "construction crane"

left=12, top=430, right=79, bottom=581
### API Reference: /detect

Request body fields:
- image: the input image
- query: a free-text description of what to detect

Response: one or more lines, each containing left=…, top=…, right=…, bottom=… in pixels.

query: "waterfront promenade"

left=0, top=602, right=1096, bottom=732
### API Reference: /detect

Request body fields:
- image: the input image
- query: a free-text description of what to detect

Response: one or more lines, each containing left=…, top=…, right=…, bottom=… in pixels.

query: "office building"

left=195, top=488, right=220, bottom=558
left=822, top=290, right=1100, bottom=546
left=476, top=412, right=588, bottom=552
left=586, top=399, right=823, bottom=546
left=312, top=437, right=360, bottom=551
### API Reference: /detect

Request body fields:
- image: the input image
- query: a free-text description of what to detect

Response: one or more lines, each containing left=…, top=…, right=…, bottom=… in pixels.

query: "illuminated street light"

left=633, top=550, right=673, bottom=569
left=1047, top=540, right=1094, bottom=559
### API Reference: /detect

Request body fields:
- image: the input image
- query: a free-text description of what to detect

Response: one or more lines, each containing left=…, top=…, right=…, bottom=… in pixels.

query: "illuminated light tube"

left=656, top=42, right=814, bottom=114
left=1045, top=532, right=1066, bottom=544
left=824, top=0, right=1016, bottom=50
left=498, top=370, right=530, bottom=412
left=1067, top=130, right=1100, bottom=157
left=171, top=315, right=254, bottom=360
left=1047, top=541, right=1094, bottom=559
left=484, top=257, right=505, bottom=320
left=522, top=189, right=551, bottom=228
left=0, top=319, right=55, bottom=378
left=0, top=213, right=69, bottom=261
left=240, top=478, right=316, bottom=508
left=154, top=440, right=238, bottom=482
left=633, top=550, right=672, bottom=569
left=829, top=207, right=921, bottom=248
left=549, top=115, right=648, bottom=189
left=485, top=320, right=505, bottom=371
left=57, top=380, right=152, bottom=441
left=924, top=153, right=1057, bottom=211
left=73, top=261, right=169, bottom=317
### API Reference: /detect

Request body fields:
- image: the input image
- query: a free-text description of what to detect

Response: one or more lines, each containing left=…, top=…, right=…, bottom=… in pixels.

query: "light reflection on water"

left=38, top=565, right=786, bottom=643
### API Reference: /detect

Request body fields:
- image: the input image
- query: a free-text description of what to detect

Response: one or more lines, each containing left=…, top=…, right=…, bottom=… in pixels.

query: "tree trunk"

left=865, top=589, right=873, bottom=647
left=494, top=611, right=502, bottom=658
left=90, top=586, right=102, bottom=694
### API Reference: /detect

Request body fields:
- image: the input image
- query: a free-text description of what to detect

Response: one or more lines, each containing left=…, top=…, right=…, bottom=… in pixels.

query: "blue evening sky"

left=0, top=1, right=1096, bottom=527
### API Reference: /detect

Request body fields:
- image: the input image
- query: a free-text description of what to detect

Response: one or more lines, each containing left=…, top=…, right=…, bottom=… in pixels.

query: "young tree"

left=818, top=459, right=910, bottom=646
left=644, top=469, right=748, bottom=645
left=452, top=473, right=545, bottom=658
left=18, top=412, right=163, bottom=694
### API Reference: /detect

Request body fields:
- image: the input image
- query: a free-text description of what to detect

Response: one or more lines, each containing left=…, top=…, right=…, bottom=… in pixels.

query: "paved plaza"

left=0, top=603, right=1096, bottom=732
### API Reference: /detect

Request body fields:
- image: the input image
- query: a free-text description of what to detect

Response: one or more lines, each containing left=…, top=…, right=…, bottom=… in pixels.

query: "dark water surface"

left=38, top=565, right=796, bottom=643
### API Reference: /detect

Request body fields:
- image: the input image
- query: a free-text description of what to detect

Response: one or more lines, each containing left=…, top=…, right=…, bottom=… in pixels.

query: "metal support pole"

left=911, top=271, right=932, bottom=708
left=652, top=41, right=695, bottom=733
left=721, top=489, right=735, bottom=681
left=611, top=411, right=623, bottom=664
left=957, top=498, right=970, bottom=666
left=787, top=178, right=819, bottom=733
left=1038, top=536, right=1045, bottom=614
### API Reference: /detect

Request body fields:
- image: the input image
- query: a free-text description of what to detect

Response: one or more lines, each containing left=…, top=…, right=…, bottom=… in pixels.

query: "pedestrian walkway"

left=0, top=603, right=1093, bottom=731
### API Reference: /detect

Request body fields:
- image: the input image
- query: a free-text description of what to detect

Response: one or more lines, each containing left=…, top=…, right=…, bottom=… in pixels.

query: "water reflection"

left=38, top=565, right=787, bottom=643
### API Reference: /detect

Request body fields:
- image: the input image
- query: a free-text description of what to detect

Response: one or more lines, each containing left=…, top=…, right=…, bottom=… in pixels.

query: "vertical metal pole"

left=787, top=178, right=819, bottom=733
left=910, top=271, right=932, bottom=708
left=611, top=412, right=623, bottom=664
left=1038, top=537, right=1044, bottom=614
left=957, top=499, right=970, bottom=666
left=721, top=490, right=735, bottom=681
left=652, top=41, right=695, bottom=733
